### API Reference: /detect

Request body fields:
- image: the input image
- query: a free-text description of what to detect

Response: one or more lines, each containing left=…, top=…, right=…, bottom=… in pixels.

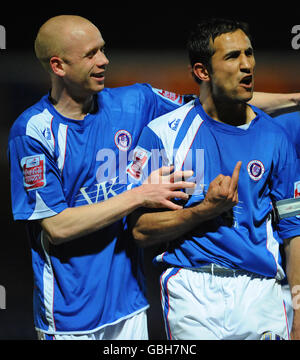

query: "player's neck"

left=200, top=86, right=256, bottom=126
left=50, top=84, right=96, bottom=120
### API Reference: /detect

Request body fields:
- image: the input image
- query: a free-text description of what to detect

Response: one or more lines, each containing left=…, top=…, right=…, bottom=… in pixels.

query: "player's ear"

left=192, top=62, right=210, bottom=82
left=49, top=56, right=66, bottom=77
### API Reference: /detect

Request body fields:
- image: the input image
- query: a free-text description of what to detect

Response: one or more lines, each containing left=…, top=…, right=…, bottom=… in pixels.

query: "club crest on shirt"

left=247, top=160, right=265, bottom=181
left=114, top=130, right=132, bottom=151
left=21, top=154, right=46, bottom=191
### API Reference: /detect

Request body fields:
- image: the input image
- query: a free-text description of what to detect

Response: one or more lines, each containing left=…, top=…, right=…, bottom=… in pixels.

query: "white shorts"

left=160, top=266, right=290, bottom=340
left=37, top=310, right=148, bottom=340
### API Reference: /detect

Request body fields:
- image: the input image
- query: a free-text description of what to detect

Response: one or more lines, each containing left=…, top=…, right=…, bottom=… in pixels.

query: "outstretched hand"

left=138, top=166, right=195, bottom=210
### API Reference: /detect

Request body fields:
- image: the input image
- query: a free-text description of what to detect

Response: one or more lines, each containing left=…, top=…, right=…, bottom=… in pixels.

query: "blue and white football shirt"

left=271, top=108, right=300, bottom=278
left=8, top=83, right=190, bottom=334
left=128, top=98, right=300, bottom=279
left=272, top=108, right=300, bottom=158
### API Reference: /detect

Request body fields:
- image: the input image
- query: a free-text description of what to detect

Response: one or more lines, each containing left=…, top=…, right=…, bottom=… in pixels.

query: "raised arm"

left=250, top=92, right=300, bottom=114
left=130, top=162, right=241, bottom=247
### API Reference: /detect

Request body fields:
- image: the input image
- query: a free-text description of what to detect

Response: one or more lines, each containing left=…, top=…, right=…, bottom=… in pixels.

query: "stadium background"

left=0, top=4, right=299, bottom=339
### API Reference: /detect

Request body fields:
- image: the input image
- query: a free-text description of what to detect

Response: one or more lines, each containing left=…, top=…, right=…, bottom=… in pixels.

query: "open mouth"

left=91, top=72, right=105, bottom=81
left=240, top=75, right=253, bottom=88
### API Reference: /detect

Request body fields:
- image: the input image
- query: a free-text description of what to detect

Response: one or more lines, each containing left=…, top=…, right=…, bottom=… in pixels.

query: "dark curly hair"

left=187, top=18, right=251, bottom=84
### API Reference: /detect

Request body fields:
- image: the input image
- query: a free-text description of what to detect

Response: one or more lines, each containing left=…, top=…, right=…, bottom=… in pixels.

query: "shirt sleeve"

left=140, top=83, right=194, bottom=121
left=8, top=135, right=68, bottom=221
left=271, top=134, right=300, bottom=239
left=271, top=110, right=300, bottom=158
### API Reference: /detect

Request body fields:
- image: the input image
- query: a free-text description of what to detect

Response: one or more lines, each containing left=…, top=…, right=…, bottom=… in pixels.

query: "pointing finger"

left=229, top=161, right=242, bottom=193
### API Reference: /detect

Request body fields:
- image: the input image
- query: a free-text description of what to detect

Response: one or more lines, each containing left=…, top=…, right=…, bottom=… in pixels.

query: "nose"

left=95, top=50, right=109, bottom=67
left=240, top=53, right=255, bottom=73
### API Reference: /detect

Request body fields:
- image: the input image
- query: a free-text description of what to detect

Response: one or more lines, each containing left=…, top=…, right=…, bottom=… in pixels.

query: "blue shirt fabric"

left=7, top=83, right=189, bottom=334
left=129, top=99, right=300, bottom=279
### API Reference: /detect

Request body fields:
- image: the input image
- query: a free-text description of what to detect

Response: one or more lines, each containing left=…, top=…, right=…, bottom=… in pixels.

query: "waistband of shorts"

left=183, top=264, right=264, bottom=278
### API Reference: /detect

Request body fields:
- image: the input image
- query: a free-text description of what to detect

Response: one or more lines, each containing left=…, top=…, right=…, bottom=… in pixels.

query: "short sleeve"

left=271, top=136, right=300, bottom=239
left=8, top=135, right=68, bottom=220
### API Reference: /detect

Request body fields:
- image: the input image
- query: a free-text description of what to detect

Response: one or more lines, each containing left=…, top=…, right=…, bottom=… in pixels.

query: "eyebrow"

left=84, top=42, right=106, bottom=57
left=224, top=47, right=253, bottom=59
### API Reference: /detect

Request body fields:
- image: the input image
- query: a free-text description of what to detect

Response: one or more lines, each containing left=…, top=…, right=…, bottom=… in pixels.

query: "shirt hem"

left=13, top=205, right=68, bottom=221
left=35, top=305, right=149, bottom=335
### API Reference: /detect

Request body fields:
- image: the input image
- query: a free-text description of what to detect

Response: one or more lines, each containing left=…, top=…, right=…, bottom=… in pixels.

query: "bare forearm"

left=285, top=236, right=300, bottom=339
left=40, top=175, right=194, bottom=245
left=41, top=187, right=144, bottom=245
left=250, top=92, right=299, bottom=114
left=285, top=237, right=300, bottom=287
left=131, top=202, right=217, bottom=247
left=131, top=162, right=241, bottom=247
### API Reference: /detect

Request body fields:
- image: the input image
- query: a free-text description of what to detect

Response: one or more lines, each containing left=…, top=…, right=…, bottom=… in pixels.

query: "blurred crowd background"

left=0, top=5, right=299, bottom=339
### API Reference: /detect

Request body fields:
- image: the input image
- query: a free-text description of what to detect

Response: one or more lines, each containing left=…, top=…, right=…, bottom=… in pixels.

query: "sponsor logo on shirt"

left=77, top=177, right=125, bottom=205
left=168, top=118, right=181, bottom=131
left=21, top=154, right=46, bottom=191
left=42, top=127, right=52, bottom=141
left=247, top=160, right=265, bottom=181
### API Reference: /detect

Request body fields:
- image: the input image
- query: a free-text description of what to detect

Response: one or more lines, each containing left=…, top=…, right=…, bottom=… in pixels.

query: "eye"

left=86, top=46, right=106, bottom=59
left=86, top=49, right=97, bottom=59
left=225, top=51, right=240, bottom=60
left=245, top=48, right=254, bottom=57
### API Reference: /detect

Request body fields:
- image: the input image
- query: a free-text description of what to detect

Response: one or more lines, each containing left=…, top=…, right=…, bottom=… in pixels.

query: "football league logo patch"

left=247, top=160, right=265, bottom=181
left=154, top=89, right=183, bottom=105
left=126, top=146, right=150, bottom=180
left=294, top=181, right=300, bottom=198
left=21, top=154, right=46, bottom=191
left=114, top=130, right=132, bottom=151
